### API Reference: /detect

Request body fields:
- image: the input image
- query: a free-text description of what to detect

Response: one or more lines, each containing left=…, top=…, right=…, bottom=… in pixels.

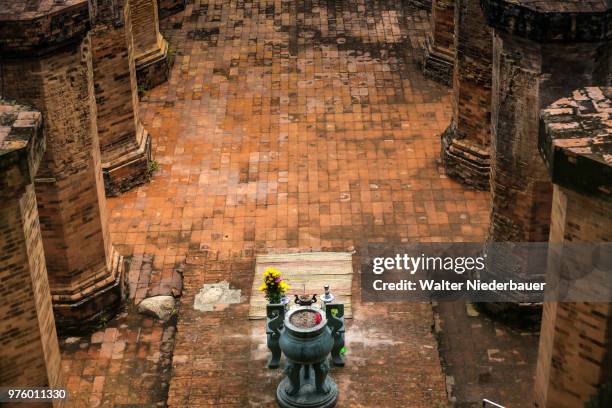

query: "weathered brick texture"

left=0, top=5, right=128, bottom=332
left=90, top=0, right=152, bottom=195
left=535, top=87, right=612, bottom=407
left=536, top=300, right=612, bottom=408
left=483, top=0, right=612, bottom=243
left=441, top=0, right=492, bottom=190
left=89, top=0, right=120, bottom=25
left=423, top=0, right=455, bottom=86
left=539, top=87, right=612, bottom=199
left=0, top=102, right=64, bottom=408
left=128, top=0, right=169, bottom=89
left=0, top=1, right=90, bottom=57
left=535, top=185, right=611, bottom=406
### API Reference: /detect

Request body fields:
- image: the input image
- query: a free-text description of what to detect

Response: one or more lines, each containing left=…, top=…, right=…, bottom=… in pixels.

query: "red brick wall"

left=423, top=0, right=456, bottom=84
left=0, top=188, right=51, bottom=389
left=90, top=4, right=142, bottom=163
left=535, top=185, right=612, bottom=407
left=0, top=103, right=63, bottom=406
left=22, top=184, right=65, bottom=401
left=0, top=36, right=116, bottom=325
left=129, top=0, right=162, bottom=58
left=452, top=0, right=492, bottom=148
left=430, top=0, right=455, bottom=60
left=440, top=0, right=492, bottom=190
left=489, top=33, right=603, bottom=242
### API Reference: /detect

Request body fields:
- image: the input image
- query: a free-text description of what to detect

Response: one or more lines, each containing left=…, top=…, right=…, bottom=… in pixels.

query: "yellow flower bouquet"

left=258, top=267, right=291, bottom=304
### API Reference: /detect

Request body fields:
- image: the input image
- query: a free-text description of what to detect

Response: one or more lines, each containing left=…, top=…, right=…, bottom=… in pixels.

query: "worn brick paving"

left=60, top=1, right=491, bottom=406
left=436, top=301, right=539, bottom=407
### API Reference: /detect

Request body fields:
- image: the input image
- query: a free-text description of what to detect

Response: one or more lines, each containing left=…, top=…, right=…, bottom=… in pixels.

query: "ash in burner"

left=290, top=310, right=321, bottom=328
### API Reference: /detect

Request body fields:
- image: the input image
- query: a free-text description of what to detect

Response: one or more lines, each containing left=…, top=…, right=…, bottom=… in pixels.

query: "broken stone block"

left=138, top=295, right=176, bottom=321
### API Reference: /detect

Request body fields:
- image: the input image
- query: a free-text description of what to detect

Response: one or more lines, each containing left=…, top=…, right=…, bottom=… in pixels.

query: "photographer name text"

left=372, top=279, right=545, bottom=292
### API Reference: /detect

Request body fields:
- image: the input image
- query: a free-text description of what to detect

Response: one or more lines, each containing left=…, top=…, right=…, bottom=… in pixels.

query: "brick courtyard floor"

left=60, top=0, right=493, bottom=406
left=435, top=301, right=539, bottom=407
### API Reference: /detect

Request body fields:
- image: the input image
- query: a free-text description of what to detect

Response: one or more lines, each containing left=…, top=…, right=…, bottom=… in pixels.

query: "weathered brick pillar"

left=0, top=1, right=127, bottom=333
left=422, top=0, right=455, bottom=86
left=535, top=87, right=612, bottom=407
left=481, top=0, right=612, bottom=243
left=0, top=102, right=64, bottom=407
left=157, top=0, right=186, bottom=18
left=90, top=0, right=152, bottom=195
left=129, top=0, right=170, bottom=89
left=440, top=0, right=492, bottom=190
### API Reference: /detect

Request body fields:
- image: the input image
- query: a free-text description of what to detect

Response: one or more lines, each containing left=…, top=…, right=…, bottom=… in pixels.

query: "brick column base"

left=102, top=123, right=152, bottom=196
left=90, top=1, right=153, bottom=196
left=51, top=247, right=129, bottom=334
left=441, top=122, right=490, bottom=190
left=135, top=35, right=170, bottom=89
left=422, top=0, right=455, bottom=86
left=0, top=101, right=65, bottom=406
left=422, top=36, right=454, bottom=86
left=130, top=0, right=171, bottom=88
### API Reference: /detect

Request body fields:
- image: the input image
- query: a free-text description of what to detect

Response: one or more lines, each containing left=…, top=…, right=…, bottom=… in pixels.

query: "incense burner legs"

left=276, top=307, right=338, bottom=408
